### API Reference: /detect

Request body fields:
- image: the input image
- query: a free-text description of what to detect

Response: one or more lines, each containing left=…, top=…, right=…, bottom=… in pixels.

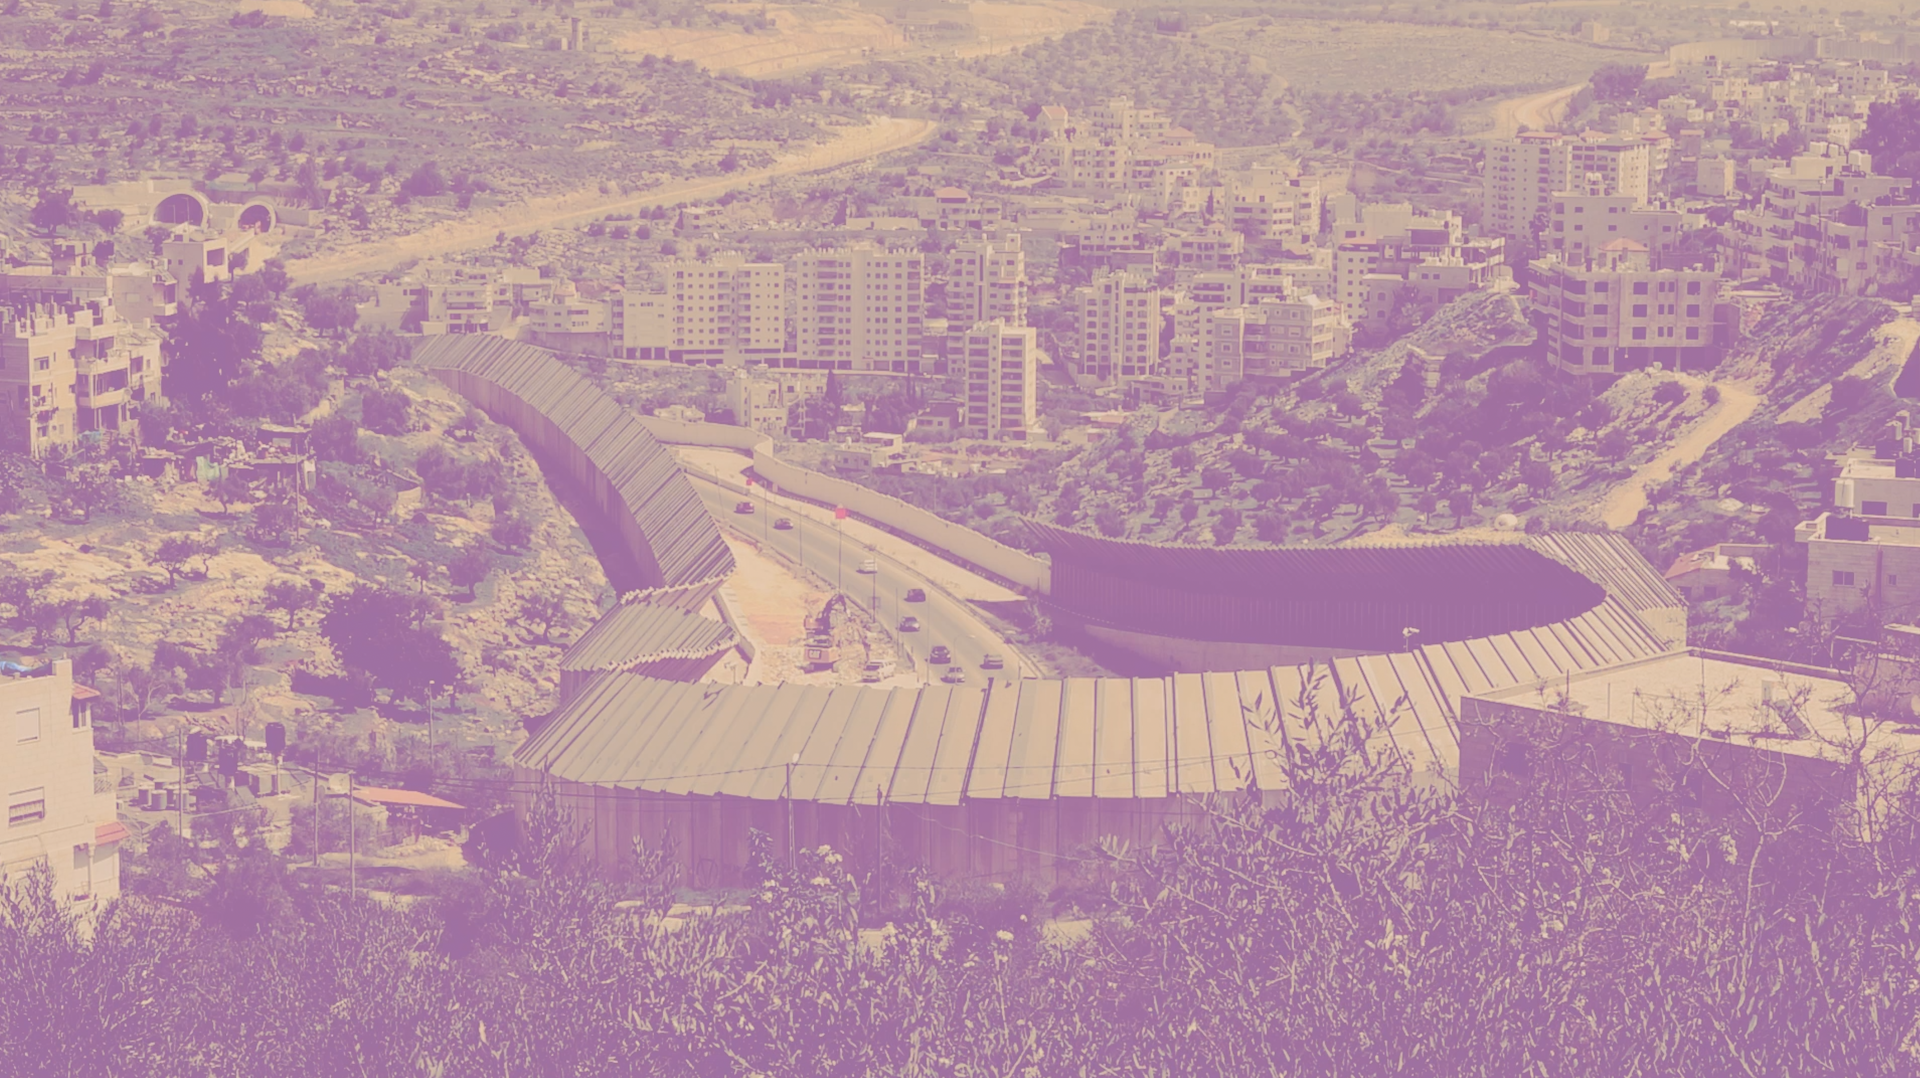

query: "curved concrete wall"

left=636, top=415, right=1052, bottom=594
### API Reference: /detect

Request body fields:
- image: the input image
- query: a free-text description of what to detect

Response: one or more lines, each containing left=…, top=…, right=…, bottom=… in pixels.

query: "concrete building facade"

left=791, top=245, right=925, bottom=372
left=1071, top=270, right=1163, bottom=386
left=0, top=661, right=122, bottom=909
left=1, top=295, right=162, bottom=456
left=960, top=321, right=1038, bottom=440
left=1528, top=242, right=1722, bottom=375
left=945, top=229, right=1027, bottom=329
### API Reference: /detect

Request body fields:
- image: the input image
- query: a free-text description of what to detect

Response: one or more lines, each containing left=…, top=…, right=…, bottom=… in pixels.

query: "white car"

left=858, top=557, right=878, bottom=574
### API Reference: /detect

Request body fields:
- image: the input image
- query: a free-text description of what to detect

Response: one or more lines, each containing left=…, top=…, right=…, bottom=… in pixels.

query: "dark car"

left=774, top=517, right=794, bottom=530
left=898, top=616, right=921, bottom=633
left=928, top=644, right=951, bottom=665
left=904, top=588, right=926, bottom=603
left=734, top=501, right=754, bottom=514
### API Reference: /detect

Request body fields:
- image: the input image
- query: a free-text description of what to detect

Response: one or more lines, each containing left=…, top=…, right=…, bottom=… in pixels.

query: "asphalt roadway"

left=690, top=478, right=1018, bottom=689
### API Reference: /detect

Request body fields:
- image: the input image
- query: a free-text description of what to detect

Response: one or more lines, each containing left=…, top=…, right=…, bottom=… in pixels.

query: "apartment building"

left=1187, top=264, right=1299, bottom=309
left=0, top=660, right=122, bottom=909
left=1225, top=167, right=1323, bottom=244
left=0, top=241, right=179, bottom=328
left=1164, top=225, right=1244, bottom=272
left=1547, top=191, right=1689, bottom=264
left=527, top=283, right=610, bottom=336
left=1071, top=270, right=1164, bottom=386
left=791, top=245, right=924, bottom=372
left=1171, top=297, right=1351, bottom=393
left=906, top=187, right=1004, bottom=231
left=1483, top=132, right=1658, bottom=242
left=1, top=295, right=162, bottom=457
left=945, top=229, right=1027, bottom=328
left=1482, top=132, right=1573, bottom=240
left=959, top=321, right=1038, bottom=440
left=1334, top=209, right=1507, bottom=333
left=1042, top=98, right=1215, bottom=199
left=610, top=291, right=671, bottom=359
left=1725, top=146, right=1920, bottom=294
left=1528, top=241, right=1722, bottom=375
left=659, top=253, right=786, bottom=365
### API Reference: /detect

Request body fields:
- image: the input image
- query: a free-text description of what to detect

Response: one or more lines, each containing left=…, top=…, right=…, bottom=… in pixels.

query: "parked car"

left=898, top=616, right=920, bottom=632
left=981, top=653, right=1005, bottom=670
left=904, top=588, right=926, bottom=602
left=941, top=666, right=967, bottom=684
left=734, top=501, right=754, bottom=514
left=858, top=557, right=878, bottom=574
left=773, top=517, right=793, bottom=530
left=928, top=645, right=951, bottom=665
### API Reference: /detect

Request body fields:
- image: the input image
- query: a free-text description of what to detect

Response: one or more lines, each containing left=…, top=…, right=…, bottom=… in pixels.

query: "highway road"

left=690, top=477, right=1018, bottom=689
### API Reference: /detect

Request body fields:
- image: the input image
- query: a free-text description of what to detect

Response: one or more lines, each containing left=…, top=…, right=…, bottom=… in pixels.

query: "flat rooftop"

left=1475, top=649, right=1863, bottom=761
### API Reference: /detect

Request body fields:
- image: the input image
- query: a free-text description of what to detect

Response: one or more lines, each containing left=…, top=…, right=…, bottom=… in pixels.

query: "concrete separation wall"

left=636, top=416, right=1052, bottom=594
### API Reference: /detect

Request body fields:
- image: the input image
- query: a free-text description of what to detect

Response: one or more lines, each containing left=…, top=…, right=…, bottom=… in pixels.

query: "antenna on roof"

left=1402, top=626, right=1421, bottom=653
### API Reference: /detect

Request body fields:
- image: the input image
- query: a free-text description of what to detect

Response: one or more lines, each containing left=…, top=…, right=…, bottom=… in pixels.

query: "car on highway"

left=860, top=660, right=894, bottom=683
left=928, top=644, right=951, bottom=665
left=941, top=666, right=967, bottom=684
left=734, top=501, right=754, bottom=514
left=981, top=653, right=1005, bottom=670
left=858, top=557, right=878, bottom=574
left=898, top=616, right=920, bottom=633
left=774, top=517, right=793, bottom=530
left=904, top=588, right=926, bottom=603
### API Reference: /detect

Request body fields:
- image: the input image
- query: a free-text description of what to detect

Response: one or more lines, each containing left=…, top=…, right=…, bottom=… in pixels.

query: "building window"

left=13, top=707, right=39, bottom=744
left=1834, top=570, right=1857, bottom=586
left=1864, top=501, right=1889, bottom=516
left=8, top=790, right=46, bottom=827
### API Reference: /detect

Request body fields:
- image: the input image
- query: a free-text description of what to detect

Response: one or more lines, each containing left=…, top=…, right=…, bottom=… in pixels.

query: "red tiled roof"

left=95, top=821, right=130, bottom=845
left=72, top=684, right=102, bottom=701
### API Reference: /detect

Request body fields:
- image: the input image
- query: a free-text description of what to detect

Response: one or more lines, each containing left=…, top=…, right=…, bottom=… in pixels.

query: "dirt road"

left=1598, top=378, right=1761, bottom=529
left=1486, top=82, right=1584, bottom=139
left=286, top=116, right=937, bottom=285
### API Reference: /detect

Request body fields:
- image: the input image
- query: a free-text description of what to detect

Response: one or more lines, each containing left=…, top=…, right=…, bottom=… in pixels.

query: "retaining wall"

left=636, top=416, right=1052, bottom=594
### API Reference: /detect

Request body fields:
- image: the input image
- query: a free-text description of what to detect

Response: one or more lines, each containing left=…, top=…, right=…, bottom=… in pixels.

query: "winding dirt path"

left=286, top=116, right=937, bottom=285
left=1598, top=378, right=1761, bottom=529
left=1486, top=82, right=1584, bottom=139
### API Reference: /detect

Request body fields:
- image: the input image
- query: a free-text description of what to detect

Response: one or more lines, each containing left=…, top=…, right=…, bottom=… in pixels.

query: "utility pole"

left=427, top=681, right=435, bottom=755
left=175, top=728, right=184, bottom=841
left=348, top=772, right=356, bottom=901
left=311, top=765, right=321, bottom=869
left=785, top=754, right=797, bottom=871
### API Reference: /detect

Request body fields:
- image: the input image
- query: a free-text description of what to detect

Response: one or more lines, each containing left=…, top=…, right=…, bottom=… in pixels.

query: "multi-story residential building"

left=1164, top=225, right=1244, bottom=272
left=527, top=282, right=610, bottom=336
left=659, top=253, right=786, bottom=365
left=160, top=230, right=235, bottom=288
left=791, top=245, right=925, bottom=372
left=1225, top=167, right=1324, bottom=244
left=0, top=241, right=179, bottom=328
left=959, top=321, right=1038, bottom=440
left=1187, top=264, right=1299, bottom=309
left=1483, top=132, right=1573, bottom=240
left=1725, top=145, right=1920, bottom=294
left=0, top=659, right=122, bottom=909
left=1547, top=191, right=1689, bottom=265
left=1, top=295, right=162, bottom=456
left=1171, top=297, right=1351, bottom=393
left=1568, top=135, right=1653, bottom=202
left=1333, top=208, right=1507, bottom=333
left=1041, top=98, right=1215, bottom=200
left=945, top=229, right=1027, bottom=328
left=1071, top=270, right=1163, bottom=386
left=906, top=187, right=1003, bottom=231
left=610, top=291, right=671, bottom=359
left=1527, top=241, right=1722, bottom=375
